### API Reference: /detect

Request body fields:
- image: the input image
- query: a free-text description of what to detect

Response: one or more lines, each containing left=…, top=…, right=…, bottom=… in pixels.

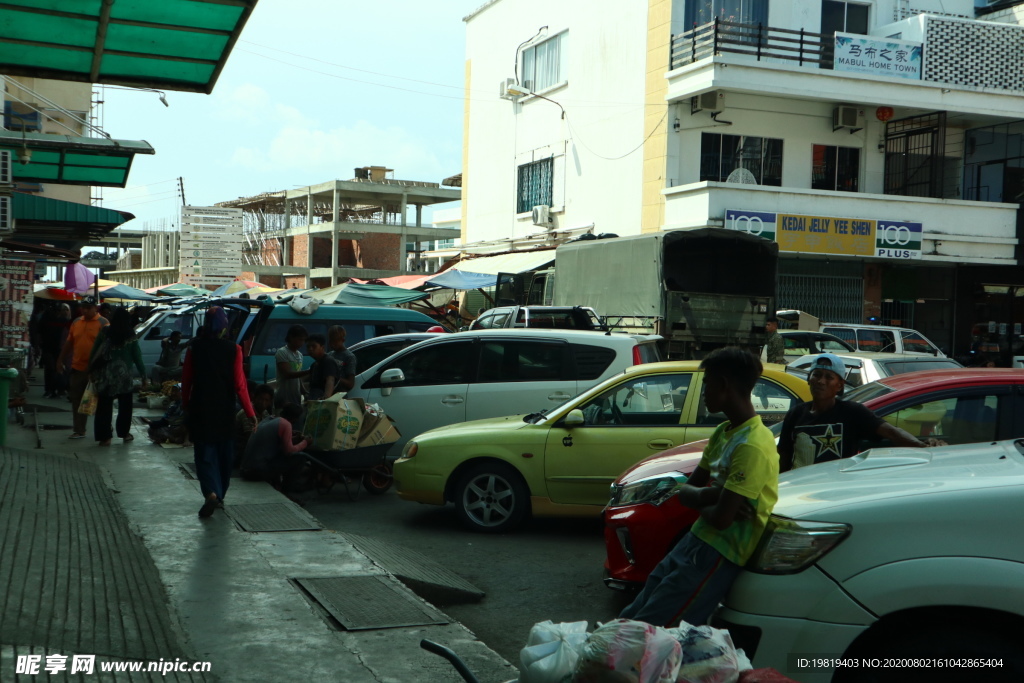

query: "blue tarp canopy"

left=100, top=283, right=155, bottom=301
left=315, top=283, right=429, bottom=306
left=426, top=270, right=499, bottom=290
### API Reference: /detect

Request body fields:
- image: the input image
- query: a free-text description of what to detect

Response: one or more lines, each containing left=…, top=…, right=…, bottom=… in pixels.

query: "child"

left=143, top=383, right=188, bottom=445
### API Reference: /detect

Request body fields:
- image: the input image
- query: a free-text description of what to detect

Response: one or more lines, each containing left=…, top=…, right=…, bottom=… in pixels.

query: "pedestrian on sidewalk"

left=90, top=308, right=148, bottom=446
left=182, top=306, right=255, bottom=518
left=58, top=296, right=108, bottom=440
left=619, top=347, right=779, bottom=627
left=40, top=303, right=71, bottom=398
left=240, top=402, right=310, bottom=491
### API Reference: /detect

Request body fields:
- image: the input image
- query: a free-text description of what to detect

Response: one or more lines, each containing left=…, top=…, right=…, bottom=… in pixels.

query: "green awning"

left=0, top=130, right=154, bottom=187
left=0, top=0, right=258, bottom=94
left=11, top=192, right=134, bottom=249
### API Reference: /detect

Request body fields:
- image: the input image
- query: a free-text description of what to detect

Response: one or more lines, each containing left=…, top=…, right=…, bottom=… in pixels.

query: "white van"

left=819, top=323, right=945, bottom=357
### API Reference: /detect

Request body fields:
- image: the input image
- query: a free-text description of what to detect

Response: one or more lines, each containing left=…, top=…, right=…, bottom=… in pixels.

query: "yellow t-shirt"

left=691, top=416, right=779, bottom=566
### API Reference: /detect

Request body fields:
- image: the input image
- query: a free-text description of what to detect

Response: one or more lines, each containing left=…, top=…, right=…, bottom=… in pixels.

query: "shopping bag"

left=79, top=381, right=98, bottom=416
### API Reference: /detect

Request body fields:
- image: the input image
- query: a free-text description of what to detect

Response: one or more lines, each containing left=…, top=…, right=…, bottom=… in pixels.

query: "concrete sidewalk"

left=1, top=387, right=516, bottom=683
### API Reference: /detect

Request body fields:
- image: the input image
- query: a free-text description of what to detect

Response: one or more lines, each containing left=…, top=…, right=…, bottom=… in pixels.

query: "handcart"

left=303, top=442, right=394, bottom=500
left=421, top=640, right=481, bottom=683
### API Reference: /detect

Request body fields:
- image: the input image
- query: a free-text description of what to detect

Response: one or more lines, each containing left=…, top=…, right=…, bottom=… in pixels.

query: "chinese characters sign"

left=834, top=32, right=922, bottom=81
left=725, top=210, right=922, bottom=260
left=0, top=259, right=34, bottom=346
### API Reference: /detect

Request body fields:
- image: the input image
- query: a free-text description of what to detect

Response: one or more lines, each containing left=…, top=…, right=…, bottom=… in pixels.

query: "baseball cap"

left=80, top=295, right=97, bottom=306
left=810, top=353, right=847, bottom=381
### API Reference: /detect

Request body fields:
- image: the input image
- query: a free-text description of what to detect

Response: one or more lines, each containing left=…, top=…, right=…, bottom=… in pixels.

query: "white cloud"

left=211, top=83, right=273, bottom=125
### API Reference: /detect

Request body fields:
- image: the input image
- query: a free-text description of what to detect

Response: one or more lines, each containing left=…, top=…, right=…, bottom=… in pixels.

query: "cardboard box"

left=303, top=395, right=365, bottom=451
left=357, top=414, right=401, bottom=448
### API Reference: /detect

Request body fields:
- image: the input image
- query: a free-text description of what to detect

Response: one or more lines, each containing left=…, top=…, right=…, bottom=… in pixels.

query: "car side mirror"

left=379, top=368, right=405, bottom=397
left=564, top=409, right=585, bottom=427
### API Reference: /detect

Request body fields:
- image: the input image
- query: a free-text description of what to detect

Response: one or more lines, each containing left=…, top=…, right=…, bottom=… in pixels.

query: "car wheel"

left=362, top=462, right=393, bottom=495
left=454, top=462, right=529, bottom=533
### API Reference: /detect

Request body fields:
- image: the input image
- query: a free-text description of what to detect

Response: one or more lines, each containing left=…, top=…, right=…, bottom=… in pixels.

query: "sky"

left=98, top=0, right=483, bottom=229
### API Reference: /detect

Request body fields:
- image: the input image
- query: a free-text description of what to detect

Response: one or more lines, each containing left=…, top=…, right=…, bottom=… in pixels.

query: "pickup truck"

left=469, top=305, right=605, bottom=331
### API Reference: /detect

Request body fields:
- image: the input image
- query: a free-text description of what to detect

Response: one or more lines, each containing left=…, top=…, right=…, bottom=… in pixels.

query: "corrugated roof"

left=0, top=130, right=154, bottom=187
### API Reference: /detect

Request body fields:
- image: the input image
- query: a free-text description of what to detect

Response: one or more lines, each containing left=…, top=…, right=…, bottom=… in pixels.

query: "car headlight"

left=400, top=441, right=418, bottom=459
left=608, top=474, right=687, bottom=508
left=747, top=516, right=851, bottom=574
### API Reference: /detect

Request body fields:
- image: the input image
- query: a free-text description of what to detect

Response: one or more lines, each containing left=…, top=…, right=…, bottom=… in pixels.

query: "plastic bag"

left=288, top=294, right=321, bottom=315
left=78, top=381, right=98, bottom=416
left=666, top=622, right=749, bottom=683
left=573, top=619, right=681, bottom=683
left=519, top=620, right=589, bottom=683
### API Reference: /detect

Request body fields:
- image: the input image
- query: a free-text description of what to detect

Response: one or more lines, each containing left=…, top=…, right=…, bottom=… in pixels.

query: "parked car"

left=820, top=322, right=945, bottom=356
left=347, top=329, right=663, bottom=460
left=347, top=333, right=445, bottom=378
left=789, top=351, right=962, bottom=387
left=715, top=440, right=1024, bottom=682
left=240, top=304, right=438, bottom=384
left=393, top=360, right=810, bottom=532
left=133, top=298, right=264, bottom=370
left=777, top=329, right=853, bottom=362
left=469, top=305, right=605, bottom=331
left=603, top=367, right=1024, bottom=591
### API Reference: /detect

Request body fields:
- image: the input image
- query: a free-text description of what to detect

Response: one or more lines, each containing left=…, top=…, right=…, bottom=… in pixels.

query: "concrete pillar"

left=399, top=192, right=408, bottom=274
left=283, top=197, right=291, bottom=268
left=306, top=188, right=313, bottom=289
left=331, top=185, right=340, bottom=286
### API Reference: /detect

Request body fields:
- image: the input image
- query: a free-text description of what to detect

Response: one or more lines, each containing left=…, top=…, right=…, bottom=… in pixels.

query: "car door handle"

left=441, top=396, right=465, bottom=405
left=548, top=392, right=572, bottom=401
left=647, top=439, right=674, bottom=450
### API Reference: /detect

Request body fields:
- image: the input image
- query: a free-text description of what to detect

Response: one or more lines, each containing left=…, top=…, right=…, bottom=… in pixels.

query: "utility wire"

left=566, top=110, right=668, bottom=161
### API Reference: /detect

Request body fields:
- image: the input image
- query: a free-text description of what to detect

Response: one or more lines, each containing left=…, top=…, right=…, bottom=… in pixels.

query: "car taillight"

left=632, top=346, right=643, bottom=366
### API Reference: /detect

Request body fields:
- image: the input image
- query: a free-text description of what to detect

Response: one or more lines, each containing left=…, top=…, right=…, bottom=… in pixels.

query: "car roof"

left=450, top=328, right=659, bottom=342
left=821, top=322, right=916, bottom=332
left=870, top=367, right=1024, bottom=392
left=349, top=333, right=441, bottom=349
left=266, top=304, right=434, bottom=322
left=792, top=351, right=953, bottom=364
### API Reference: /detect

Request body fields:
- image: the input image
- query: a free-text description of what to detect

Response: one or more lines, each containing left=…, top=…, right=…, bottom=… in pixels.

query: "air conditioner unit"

left=531, top=204, right=551, bottom=226
left=833, top=105, right=865, bottom=132
left=499, top=77, right=519, bottom=99
left=0, top=150, right=10, bottom=185
left=692, top=90, right=724, bottom=114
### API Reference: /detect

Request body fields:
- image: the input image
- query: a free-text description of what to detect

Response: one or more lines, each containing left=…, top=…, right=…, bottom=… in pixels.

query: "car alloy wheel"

left=455, top=463, right=529, bottom=532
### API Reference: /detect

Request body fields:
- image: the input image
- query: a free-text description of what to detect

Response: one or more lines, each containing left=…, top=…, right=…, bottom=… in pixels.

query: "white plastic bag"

left=665, top=622, right=749, bottom=683
left=573, top=619, right=681, bottom=683
left=519, top=620, right=589, bottom=683
left=288, top=293, right=322, bottom=315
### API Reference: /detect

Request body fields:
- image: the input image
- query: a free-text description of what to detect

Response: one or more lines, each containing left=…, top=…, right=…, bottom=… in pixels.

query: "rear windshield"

left=878, top=359, right=962, bottom=376
left=635, top=341, right=663, bottom=364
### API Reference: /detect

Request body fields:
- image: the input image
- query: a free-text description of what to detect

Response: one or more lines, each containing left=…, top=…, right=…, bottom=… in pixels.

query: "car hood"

left=617, top=439, right=709, bottom=484
left=774, top=440, right=1024, bottom=519
left=413, top=414, right=531, bottom=441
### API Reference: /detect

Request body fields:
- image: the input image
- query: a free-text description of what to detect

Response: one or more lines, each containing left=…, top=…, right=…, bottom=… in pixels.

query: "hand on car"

left=923, top=437, right=948, bottom=447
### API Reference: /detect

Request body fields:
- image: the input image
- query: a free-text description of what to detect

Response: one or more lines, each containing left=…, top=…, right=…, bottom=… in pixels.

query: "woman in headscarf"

left=181, top=306, right=255, bottom=518
left=90, top=307, right=147, bottom=446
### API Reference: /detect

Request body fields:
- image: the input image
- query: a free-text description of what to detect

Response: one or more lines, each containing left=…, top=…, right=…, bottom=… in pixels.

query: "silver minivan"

left=819, top=323, right=945, bottom=357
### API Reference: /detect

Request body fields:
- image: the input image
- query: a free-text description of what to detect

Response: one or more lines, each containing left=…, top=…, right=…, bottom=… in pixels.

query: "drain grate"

left=295, top=576, right=449, bottom=630
left=225, top=503, right=322, bottom=532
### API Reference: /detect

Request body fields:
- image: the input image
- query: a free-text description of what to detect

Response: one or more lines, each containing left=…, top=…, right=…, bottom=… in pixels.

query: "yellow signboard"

left=776, top=213, right=875, bottom=256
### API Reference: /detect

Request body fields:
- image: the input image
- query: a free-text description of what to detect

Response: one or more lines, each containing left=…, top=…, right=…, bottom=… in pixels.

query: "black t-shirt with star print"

left=779, top=399, right=884, bottom=470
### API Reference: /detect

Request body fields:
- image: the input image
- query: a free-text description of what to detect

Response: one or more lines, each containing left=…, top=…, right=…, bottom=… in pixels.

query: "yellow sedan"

left=394, top=361, right=811, bottom=532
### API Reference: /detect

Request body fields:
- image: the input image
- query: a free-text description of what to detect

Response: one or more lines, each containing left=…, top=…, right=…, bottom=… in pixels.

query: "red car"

left=603, top=368, right=1024, bottom=591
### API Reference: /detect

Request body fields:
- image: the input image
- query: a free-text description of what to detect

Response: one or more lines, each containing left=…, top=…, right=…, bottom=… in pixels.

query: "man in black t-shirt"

left=779, top=353, right=932, bottom=471
left=305, top=334, right=341, bottom=400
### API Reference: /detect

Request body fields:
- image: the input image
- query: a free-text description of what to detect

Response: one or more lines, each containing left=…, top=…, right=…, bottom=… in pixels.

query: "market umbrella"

left=98, top=283, right=156, bottom=301
left=211, top=279, right=262, bottom=296
left=33, top=284, right=77, bottom=301
left=156, top=283, right=208, bottom=297
left=63, top=262, right=96, bottom=293
left=233, top=285, right=283, bottom=298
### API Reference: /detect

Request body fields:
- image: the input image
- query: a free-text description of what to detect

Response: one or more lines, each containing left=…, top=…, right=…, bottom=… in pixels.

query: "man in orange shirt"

left=58, top=296, right=109, bottom=439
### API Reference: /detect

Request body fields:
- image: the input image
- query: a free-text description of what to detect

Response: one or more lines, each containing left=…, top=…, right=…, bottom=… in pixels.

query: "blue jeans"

left=619, top=533, right=741, bottom=627
left=194, top=440, right=234, bottom=502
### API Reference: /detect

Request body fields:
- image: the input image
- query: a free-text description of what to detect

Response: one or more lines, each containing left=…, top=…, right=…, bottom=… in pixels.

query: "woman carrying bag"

left=90, top=308, right=147, bottom=446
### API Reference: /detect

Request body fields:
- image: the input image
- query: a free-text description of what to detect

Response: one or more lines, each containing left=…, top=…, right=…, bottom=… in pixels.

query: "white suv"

left=345, top=329, right=662, bottom=455
left=715, top=441, right=1024, bottom=682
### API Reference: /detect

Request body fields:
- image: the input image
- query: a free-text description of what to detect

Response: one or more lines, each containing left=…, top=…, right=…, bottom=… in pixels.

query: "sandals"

left=198, top=494, right=219, bottom=518
left=122, top=433, right=134, bottom=442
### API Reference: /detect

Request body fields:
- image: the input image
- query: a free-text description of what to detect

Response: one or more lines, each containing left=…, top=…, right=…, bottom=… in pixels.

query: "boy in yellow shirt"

left=619, top=346, right=779, bottom=627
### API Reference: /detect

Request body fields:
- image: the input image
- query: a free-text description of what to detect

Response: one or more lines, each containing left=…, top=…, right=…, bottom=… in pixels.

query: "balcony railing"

left=670, top=19, right=829, bottom=71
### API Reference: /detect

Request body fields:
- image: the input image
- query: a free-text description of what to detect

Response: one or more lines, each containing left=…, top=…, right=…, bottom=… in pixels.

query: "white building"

left=462, top=0, right=1024, bottom=356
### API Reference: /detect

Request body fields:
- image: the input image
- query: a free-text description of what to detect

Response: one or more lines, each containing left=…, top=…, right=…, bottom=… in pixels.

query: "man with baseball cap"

left=58, top=296, right=108, bottom=439
left=779, top=353, right=932, bottom=471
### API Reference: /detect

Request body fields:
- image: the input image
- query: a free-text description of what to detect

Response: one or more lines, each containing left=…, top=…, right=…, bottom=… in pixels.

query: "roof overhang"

left=0, top=131, right=154, bottom=187
left=0, top=0, right=259, bottom=94
left=10, top=192, right=134, bottom=250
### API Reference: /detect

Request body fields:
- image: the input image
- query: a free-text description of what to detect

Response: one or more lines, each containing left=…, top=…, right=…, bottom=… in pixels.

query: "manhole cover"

left=295, top=576, right=449, bottom=630
left=225, top=503, right=321, bottom=532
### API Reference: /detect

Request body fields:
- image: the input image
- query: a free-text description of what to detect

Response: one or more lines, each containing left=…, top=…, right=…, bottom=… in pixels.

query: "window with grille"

left=521, top=32, right=567, bottom=92
left=812, top=145, right=860, bottom=192
left=700, top=133, right=783, bottom=186
left=517, top=158, right=553, bottom=213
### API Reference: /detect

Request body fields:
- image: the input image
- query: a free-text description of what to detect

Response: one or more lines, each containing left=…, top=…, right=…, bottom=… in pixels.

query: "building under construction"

left=217, top=165, right=460, bottom=289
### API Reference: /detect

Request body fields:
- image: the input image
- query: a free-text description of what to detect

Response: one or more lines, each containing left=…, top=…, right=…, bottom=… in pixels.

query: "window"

left=812, top=145, right=860, bottom=192
left=580, top=374, right=692, bottom=427
left=383, top=341, right=476, bottom=386
left=883, top=394, right=999, bottom=445
left=685, top=0, right=768, bottom=29
left=857, top=329, right=896, bottom=353
left=521, top=32, right=566, bottom=92
left=900, top=331, right=936, bottom=354
left=821, top=1, right=869, bottom=36
left=700, top=133, right=782, bottom=186
left=478, top=341, right=568, bottom=383
left=696, top=378, right=801, bottom=427
left=517, top=158, right=553, bottom=213
left=256, top=322, right=372, bottom=355
left=572, top=344, right=617, bottom=381
left=353, top=341, right=415, bottom=373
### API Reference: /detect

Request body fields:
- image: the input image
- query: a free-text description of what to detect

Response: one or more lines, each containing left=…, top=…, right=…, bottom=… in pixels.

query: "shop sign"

left=834, top=33, right=922, bottom=81
left=0, top=259, right=34, bottom=347
left=726, top=210, right=922, bottom=260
